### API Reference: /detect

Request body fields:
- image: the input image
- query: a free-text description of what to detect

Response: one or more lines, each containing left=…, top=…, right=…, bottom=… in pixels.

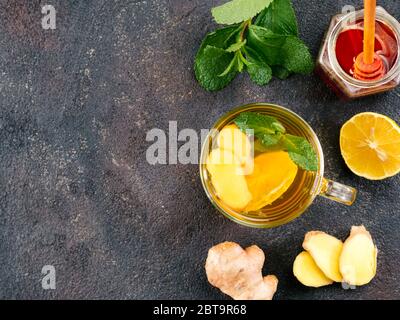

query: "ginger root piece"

left=206, top=148, right=252, bottom=210
left=303, top=231, right=343, bottom=282
left=293, top=251, right=333, bottom=287
left=205, top=242, right=278, bottom=300
left=339, top=225, right=378, bottom=286
left=217, top=124, right=252, bottom=167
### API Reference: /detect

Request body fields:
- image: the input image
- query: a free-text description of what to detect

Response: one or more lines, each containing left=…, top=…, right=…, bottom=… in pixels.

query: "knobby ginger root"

left=340, top=226, right=378, bottom=286
left=293, top=251, right=333, bottom=287
left=206, top=149, right=252, bottom=210
left=205, top=242, right=278, bottom=300
left=217, top=124, right=252, bottom=168
left=302, top=231, right=343, bottom=282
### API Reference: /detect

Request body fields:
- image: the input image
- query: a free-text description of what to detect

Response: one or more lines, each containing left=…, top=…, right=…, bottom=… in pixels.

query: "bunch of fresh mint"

left=194, top=0, right=314, bottom=91
left=234, top=112, right=318, bottom=171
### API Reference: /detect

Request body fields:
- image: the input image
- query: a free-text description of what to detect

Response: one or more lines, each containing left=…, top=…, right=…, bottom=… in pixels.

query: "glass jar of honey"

left=316, top=6, right=400, bottom=99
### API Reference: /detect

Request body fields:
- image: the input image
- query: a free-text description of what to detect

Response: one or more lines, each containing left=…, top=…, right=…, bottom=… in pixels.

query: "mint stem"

left=239, top=19, right=252, bottom=42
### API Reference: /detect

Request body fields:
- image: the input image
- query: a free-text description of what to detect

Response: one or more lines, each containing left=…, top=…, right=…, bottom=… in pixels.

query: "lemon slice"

left=245, top=151, right=298, bottom=212
left=340, top=112, right=400, bottom=180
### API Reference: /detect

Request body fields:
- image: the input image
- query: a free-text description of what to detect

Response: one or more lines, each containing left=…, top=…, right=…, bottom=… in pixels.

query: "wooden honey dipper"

left=353, top=0, right=385, bottom=81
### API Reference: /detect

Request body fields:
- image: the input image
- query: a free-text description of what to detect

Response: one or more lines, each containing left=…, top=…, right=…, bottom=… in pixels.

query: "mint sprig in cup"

left=234, top=112, right=318, bottom=171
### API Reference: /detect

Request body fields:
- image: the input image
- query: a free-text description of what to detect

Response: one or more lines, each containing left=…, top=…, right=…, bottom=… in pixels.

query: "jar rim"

left=327, top=7, right=400, bottom=88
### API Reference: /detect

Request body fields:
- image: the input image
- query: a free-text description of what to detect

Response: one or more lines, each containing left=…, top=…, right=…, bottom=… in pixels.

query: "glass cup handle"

left=319, top=178, right=357, bottom=206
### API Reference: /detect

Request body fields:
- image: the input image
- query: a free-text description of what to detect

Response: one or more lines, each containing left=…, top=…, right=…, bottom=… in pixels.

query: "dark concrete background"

left=0, top=0, right=399, bottom=300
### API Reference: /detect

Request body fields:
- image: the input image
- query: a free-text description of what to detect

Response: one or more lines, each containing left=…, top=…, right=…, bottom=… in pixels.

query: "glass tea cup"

left=199, top=103, right=357, bottom=228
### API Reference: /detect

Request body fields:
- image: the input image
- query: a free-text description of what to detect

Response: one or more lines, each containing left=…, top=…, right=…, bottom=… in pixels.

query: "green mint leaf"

left=197, top=25, right=241, bottom=56
left=195, top=26, right=241, bottom=88
left=234, top=112, right=286, bottom=136
left=247, top=26, right=314, bottom=75
left=244, top=46, right=272, bottom=85
left=271, top=65, right=290, bottom=79
left=194, top=46, right=237, bottom=91
left=219, top=50, right=248, bottom=76
left=243, top=45, right=265, bottom=62
left=261, top=132, right=283, bottom=146
left=255, top=0, right=298, bottom=36
left=281, top=134, right=318, bottom=171
left=212, top=0, right=273, bottom=25
left=247, top=25, right=287, bottom=66
left=225, top=39, right=246, bottom=52
left=281, top=36, right=314, bottom=74
left=253, top=138, right=282, bottom=153
left=219, top=54, right=238, bottom=76
left=247, top=62, right=272, bottom=85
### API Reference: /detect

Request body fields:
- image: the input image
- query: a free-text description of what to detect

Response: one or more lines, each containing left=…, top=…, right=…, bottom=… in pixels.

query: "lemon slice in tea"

left=245, top=151, right=298, bottom=212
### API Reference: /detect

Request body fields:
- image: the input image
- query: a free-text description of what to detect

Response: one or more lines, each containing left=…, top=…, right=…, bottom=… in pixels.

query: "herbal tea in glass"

left=200, top=104, right=356, bottom=228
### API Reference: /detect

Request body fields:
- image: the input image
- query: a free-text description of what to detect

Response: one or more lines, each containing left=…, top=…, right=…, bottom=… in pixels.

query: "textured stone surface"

left=0, top=0, right=399, bottom=299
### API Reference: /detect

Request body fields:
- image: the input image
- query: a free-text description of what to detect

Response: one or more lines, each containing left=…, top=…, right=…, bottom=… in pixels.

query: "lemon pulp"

left=340, top=112, right=400, bottom=180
